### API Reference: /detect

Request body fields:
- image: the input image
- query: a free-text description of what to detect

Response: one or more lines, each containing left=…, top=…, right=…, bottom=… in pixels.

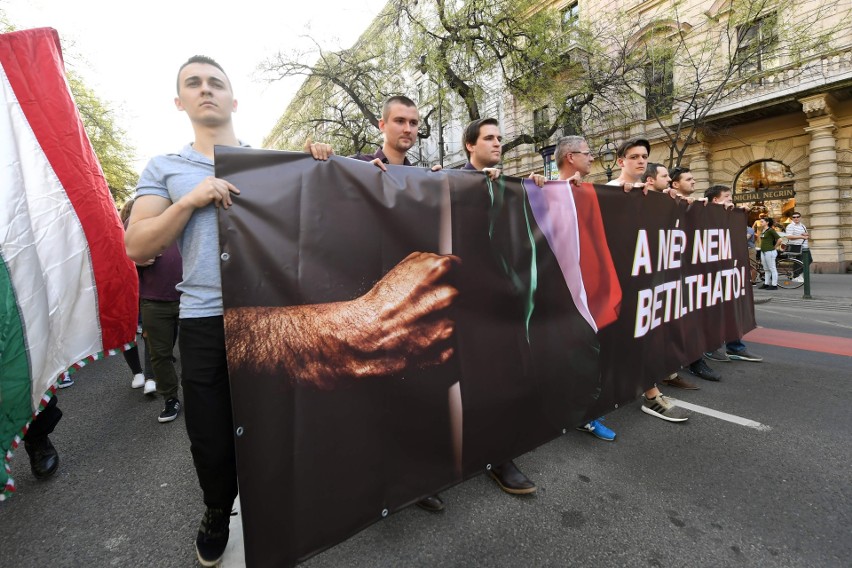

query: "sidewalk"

left=753, top=272, right=852, bottom=309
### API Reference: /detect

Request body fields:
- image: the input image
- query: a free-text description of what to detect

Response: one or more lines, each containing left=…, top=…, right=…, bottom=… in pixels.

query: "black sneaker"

left=196, top=507, right=234, bottom=566
left=158, top=397, right=181, bottom=423
left=703, top=348, right=730, bottom=362
left=688, top=359, right=721, bottom=381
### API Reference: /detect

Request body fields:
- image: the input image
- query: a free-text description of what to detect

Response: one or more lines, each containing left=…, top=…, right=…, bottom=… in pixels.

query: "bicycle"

left=750, top=250, right=804, bottom=289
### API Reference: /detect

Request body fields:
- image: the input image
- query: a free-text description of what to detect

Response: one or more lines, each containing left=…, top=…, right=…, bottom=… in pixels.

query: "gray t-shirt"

left=136, top=143, right=243, bottom=319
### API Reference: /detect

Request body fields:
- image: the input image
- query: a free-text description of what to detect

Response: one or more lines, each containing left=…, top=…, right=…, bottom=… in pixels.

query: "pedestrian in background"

left=785, top=211, right=810, bottom=280
left=759, top=218, right=783, bottom=290
left=119, top=199, right=156, bottom=394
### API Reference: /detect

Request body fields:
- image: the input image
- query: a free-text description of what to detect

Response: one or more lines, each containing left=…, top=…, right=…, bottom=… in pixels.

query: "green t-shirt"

left=760, top=228, right=781, bottom=252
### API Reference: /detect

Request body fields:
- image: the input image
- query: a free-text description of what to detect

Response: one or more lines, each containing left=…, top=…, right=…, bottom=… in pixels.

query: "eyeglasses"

left=570, top=151, right=594, bottom=157
left=792, top=216, right=801, bottom=219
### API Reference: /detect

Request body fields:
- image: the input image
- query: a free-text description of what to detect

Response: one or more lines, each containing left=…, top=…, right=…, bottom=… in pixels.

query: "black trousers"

left=179, top=316, right=238, bottom=510
left=24, top=395, right=62, bottom=442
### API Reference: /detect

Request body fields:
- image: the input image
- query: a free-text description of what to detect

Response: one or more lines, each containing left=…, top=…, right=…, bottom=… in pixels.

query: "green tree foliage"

left=66, top=72, right=138, bottom=203
left=262, top=0, right=627, bottom=157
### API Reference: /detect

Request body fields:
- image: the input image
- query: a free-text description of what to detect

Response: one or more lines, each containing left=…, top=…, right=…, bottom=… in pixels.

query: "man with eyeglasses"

left=550, top=135, right=618, bottom=441
left=785, top=212, right=810, bottom=280
left=606, top=139, right=690, bottom=423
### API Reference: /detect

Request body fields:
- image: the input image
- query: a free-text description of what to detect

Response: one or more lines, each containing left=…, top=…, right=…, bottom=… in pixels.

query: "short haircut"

left=463, top=118, right=500, bottom=158
left=644, top=162, right=666, bottom=182
left=616, top=137, right=651, bottom=158
left=555, top=135, right=588, bottom=168
left=176, top=55, right=228, bottom=94
left=119, top=198, right=135, bottom=224
left=382, top=96, right=417, bottom=121
left=790, top=210, right=801, bottom=216
left=670, top=166, right=691, bottom=183
left=705, top=184, right=731, bottom=202
left=765, top=218, right=775, bottom=227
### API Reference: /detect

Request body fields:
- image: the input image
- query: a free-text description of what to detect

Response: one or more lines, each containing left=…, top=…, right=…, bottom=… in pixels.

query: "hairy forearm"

left=224, top=304, right=355, bottom=389
left=224, top=252, right=458, bottom=389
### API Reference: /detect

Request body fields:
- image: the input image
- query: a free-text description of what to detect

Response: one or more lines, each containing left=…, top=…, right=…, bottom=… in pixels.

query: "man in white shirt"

left=785, top=211, right=810, bottom=280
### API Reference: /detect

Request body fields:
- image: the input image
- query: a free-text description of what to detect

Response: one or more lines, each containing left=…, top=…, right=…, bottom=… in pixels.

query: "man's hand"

left=304, top=136, right=334, bottom=161
left=528, top=173, right=546, bottom=187
left=661, top=188, right=679, bottom=200
left=224, top=252, right=460, bottom=389
left=482, top=167, right=501, bottom=180
left=369, top=158, right=388, bottom=172
left=566, top=172, right=582, bottom=187
left=621, top=182, right=649, bottom=195
left=430, top=164, right=443, bottom=172
left=183, top=176, right=240, bottom=210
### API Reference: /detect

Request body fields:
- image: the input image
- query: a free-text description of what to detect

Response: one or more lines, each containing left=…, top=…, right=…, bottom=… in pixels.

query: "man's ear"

left=378, top=118, right=386, bottom=133
left=232, top=98, right=238, bottom=112
left=616, top=157, right=624, bottom=169
left=174, top=96, right=184, bottom=112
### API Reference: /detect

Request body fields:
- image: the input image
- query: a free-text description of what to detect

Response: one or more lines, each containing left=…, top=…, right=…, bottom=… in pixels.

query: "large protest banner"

left=216, top=147, right=755, bottom=566
left=0, top=28, right=138, bottom=498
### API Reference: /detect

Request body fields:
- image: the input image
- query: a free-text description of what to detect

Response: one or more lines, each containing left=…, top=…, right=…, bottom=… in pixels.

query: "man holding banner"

left=126, top=59, right=460, bottom=565
left=461, top=118, right=540, bottom=493
left=607, top=139, right=690, bottom=423
left=552, top=135, right=619, bottom=441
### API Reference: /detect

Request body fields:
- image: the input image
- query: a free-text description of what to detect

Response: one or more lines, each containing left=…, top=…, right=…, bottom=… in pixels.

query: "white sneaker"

left=793, top=275, right=804, bottom=282
left=131, top=373, right=145, bottom=389
left=143, top=379, right=157, bottom=395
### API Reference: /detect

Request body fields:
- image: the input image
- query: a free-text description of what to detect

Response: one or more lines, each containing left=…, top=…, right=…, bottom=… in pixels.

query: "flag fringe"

left=1, top=340, right=137, bottom=501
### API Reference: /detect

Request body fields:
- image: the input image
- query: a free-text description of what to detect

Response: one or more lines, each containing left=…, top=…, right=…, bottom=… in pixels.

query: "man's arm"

left=125, top=177, right=240, bottom=262
left=224, top=252, right=460, bottom=389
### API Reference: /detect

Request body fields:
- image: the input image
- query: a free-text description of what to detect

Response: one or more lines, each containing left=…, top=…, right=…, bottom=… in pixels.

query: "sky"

left=2, top=0, right=388, bottom=171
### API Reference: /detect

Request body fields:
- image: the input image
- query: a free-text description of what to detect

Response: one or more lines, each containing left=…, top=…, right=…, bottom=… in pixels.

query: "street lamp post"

left=419, top=55, right=444, bottom=167
left=598, top=137, right=617, bottom=181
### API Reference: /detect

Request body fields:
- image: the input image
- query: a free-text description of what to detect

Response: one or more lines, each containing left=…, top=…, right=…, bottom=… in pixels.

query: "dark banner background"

left=215, top=147, right=755, bottom=567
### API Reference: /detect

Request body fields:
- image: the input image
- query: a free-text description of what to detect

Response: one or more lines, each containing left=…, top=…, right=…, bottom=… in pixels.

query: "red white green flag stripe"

left=1, top=27, right=138, bottom=499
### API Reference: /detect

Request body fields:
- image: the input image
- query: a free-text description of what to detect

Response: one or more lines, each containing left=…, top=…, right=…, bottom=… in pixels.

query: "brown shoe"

left=661, top=374, right=700, bottom=390
left=489, top=461, right=537, bottom=495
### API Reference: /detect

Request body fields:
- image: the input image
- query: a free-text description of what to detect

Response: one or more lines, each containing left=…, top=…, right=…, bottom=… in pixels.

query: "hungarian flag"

left=0, top=28, right=138, bottom=499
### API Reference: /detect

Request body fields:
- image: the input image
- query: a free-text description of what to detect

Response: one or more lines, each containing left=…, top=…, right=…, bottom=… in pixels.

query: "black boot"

left=25, top=436, right=59, bottom=480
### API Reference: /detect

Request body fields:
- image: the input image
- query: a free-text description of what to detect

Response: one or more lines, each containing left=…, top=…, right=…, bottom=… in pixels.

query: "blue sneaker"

left=577, top=418, right=616, bottom=441
left=58, top=374, right=74, bottom=389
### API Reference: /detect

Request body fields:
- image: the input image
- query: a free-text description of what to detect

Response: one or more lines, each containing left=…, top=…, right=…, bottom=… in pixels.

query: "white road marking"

left=667, top=398, right=772, bottom=431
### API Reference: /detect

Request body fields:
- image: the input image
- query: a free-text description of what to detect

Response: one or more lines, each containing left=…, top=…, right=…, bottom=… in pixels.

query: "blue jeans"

left=726, top=340, right=746, bottom=353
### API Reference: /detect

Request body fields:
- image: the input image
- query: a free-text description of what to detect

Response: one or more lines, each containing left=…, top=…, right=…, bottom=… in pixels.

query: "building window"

left=561, top=2, right=579, bottom=30
left=533, top=106, right=550, bottom=140
left=644, top=57, right=674, bottom=118
left=735, top=13, right=778, bottom=78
